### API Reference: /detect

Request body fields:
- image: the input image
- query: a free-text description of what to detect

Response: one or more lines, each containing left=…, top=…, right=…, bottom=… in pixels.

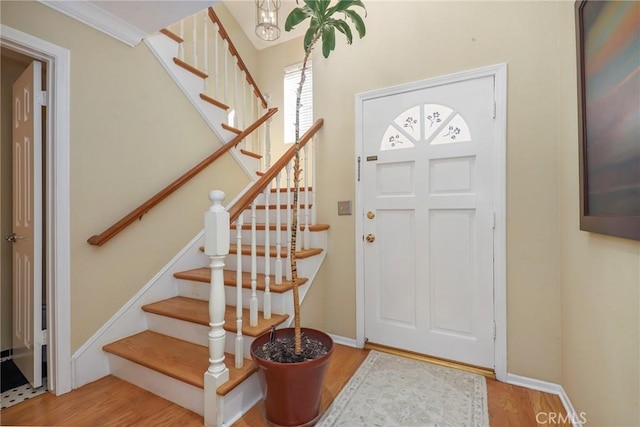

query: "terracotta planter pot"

left=250, top=327, right=334, bottom=427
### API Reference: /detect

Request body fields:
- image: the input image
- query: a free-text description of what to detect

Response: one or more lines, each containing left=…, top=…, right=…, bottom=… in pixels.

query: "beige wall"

left=1, top=0, right=249, bottom=352
left=257, top=0, right=564, bottom=382
left=556, top=2, right=640, bottom=426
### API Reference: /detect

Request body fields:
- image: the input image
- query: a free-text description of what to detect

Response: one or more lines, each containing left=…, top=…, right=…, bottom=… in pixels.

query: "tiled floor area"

left=1, top=378, right=48, bottom=410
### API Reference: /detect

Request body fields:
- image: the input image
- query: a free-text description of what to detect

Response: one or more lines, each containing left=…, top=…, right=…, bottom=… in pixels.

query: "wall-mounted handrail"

left=87, top=108, right=278, bottom=246
left=208, top=7, right=268, bottom=109
left=228, top=119, right=324, bottom=224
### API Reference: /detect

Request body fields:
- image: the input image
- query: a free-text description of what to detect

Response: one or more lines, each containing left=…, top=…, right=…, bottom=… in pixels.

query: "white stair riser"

left=145, top=312, right=257, bottom=357
left=175, top=280, right=289, bottom=313
left=229, top=228, right=327, bottom=249
left=239, top=208, right=313, bottom=226
left=225, top=253, right=319, bottom=280
left=249, top=190, right=313, bottom=206
left=221, top=373, right=262, bottom=426
left=106, top=353, right=204, bottom=416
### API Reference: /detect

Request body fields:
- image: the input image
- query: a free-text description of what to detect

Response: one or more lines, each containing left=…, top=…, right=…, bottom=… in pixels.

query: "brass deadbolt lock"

left=366, top=234, right=376, bottom=243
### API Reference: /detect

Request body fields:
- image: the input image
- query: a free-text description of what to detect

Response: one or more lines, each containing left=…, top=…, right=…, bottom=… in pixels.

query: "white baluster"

left=263, top=187, right=271, bottom=319
left=250, top=200, right=258, bottom=326
left=235, top=215, right=244, bottom=369
left=213, top=24, right=220, bottom=97
left=265, top=94, right=272, bottom=170
left=257, top=97, right=262, bottom=157
left=285, top=163, right=292, bottom=281
left=303, top=144, right=310, bottom=250
left=192, top=14, right=198, bottom=69
left=178, top=20, right=184, bottom=60
left=242, top=72, right=247, bottom=132
left=312, top=137, right=317, bottom=224
left=233, top=57, right=238, bottom=128
left=203, top=11, right=208, bottom=93
left=203, top=190, right=230, bottom=427
left=223, top=40, right=229, bottom=105
left=250, top=86, right=256, bottom=153
left=275, top=172, right=283, bottom=285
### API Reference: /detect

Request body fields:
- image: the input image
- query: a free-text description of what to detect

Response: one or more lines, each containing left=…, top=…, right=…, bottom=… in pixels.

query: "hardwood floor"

left=1, top=344, right=569, bottom=426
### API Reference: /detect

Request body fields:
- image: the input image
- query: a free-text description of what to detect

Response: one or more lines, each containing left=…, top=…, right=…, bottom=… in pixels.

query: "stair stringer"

left=144, top=32, right=259, bottom=180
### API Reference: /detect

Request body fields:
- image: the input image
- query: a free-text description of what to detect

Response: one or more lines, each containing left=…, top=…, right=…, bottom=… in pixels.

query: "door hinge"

left=39, top=91, right=48, bottom=107
left=492, top=101, right=496, bottom=119
left=40, top=329, right=48, bottom=345
left=493, top=321, right=496, bottom=340
left=492, top=212, right=496, bottom=229
left=357, top=156, right=361, bottom=182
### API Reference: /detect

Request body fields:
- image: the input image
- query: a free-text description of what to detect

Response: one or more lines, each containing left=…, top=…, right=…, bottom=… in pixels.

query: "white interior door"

left=11, top=60, right=43, bottom=388
left=362, top=75, right=496, bottom=369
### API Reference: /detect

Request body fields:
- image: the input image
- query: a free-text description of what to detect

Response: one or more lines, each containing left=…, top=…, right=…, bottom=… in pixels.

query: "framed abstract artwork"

left=576, top=0, right=640, bottom=241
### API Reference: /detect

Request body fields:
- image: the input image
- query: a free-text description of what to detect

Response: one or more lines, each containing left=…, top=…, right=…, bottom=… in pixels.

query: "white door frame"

left=355, top=63, right=508, bottom=381
left=1, top=24, right=72, bottom=395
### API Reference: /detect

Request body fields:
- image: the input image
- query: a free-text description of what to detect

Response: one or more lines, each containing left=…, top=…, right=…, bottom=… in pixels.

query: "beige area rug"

left=317, top=350, right=489, bottom=427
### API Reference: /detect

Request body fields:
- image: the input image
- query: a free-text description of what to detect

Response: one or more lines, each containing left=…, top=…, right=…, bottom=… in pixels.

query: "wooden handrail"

left=88, top=108, right=278, bottom=246
left=208, top=7, right=268, bottom=109
left=229, top=119, right=324, bottom=224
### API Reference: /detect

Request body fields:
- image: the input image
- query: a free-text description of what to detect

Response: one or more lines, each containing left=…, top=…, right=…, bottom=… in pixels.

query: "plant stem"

left=291, top=34, right=319, bottom=355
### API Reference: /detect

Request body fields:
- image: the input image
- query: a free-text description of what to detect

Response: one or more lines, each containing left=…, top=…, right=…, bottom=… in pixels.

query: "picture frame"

left=575, top=0, right=640, bottom=241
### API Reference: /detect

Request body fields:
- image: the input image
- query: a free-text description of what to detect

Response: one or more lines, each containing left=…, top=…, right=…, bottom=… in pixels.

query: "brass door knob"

left=366, top=234, right=376, bottom=243
left=367, top=211, right=375, bottom=219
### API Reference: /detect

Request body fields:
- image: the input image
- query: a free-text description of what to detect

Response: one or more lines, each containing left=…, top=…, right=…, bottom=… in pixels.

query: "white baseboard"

left=507, top=374, right=584, bottom=427
left=329, top=334, right=359, bottom=348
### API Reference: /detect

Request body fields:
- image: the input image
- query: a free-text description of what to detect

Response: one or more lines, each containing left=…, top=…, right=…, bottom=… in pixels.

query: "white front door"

left=11, top=60, right=44, bottom=388
left=361, top=74, right=496, bottom=368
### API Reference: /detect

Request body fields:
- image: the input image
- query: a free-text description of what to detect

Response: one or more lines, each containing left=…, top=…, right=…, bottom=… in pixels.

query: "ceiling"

left=37, top=0, right=304, bottom=49
left=223, top=1, right=306, bottom=50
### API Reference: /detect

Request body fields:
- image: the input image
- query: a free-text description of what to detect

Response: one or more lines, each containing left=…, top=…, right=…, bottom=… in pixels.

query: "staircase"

left=90, top=7, right=329, bottom=426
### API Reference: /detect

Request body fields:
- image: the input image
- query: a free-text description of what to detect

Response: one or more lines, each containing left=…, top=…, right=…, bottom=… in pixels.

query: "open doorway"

left=0, top=50, right=48, bottom=407
left=0, top=24, right=72, bottom=399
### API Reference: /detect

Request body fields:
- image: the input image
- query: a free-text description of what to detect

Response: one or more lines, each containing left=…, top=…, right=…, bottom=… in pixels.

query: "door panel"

left=363, top=75, right=495, bottom=368
left=12, top=61, right=43, bottom=388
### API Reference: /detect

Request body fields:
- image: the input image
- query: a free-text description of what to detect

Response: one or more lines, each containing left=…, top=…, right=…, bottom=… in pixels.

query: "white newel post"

left=204, top=190, right=230, bottom=427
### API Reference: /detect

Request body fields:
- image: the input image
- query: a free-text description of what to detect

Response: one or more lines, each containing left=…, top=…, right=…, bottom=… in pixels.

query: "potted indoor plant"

left=250, top=1, right=367, bottom=426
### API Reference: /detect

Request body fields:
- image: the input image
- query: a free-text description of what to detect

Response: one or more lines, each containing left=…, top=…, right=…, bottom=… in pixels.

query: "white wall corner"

left=506, top=373, right=584, bottom=427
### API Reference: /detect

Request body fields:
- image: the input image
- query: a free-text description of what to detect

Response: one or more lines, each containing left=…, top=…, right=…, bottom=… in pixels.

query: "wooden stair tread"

left=240, top=149, right=262, bottom=160
left=102, top=331, right=257, bottom=396
left=221, top=123, right=242, bottom=135
left=230, top=223, right=330, bottom=232
left=160, top=28, right=183, bottom=43
left=230, top=244, right=322, bottom=258
left=172, top=57, right=208, bottom=79
left=198, top=244, right=322, bottom=258
left=103, top=331, right=208, bottom=389
left=199, top=93, right=229, bottom=110
left=174, top=268, right=302, bottom=292
left=142, top=296, right=288, bottom=337
left=270, top=186, right=312, bottom=193
left=254, top=204, right=312, bottom=209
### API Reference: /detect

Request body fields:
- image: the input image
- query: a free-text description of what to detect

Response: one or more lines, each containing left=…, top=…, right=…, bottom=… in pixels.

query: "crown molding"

left=38, top=1, right=146, bottom=47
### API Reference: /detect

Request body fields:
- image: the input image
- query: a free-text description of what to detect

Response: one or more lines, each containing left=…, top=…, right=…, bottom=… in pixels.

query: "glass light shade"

left=256, top=0, right=281, bottom=41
